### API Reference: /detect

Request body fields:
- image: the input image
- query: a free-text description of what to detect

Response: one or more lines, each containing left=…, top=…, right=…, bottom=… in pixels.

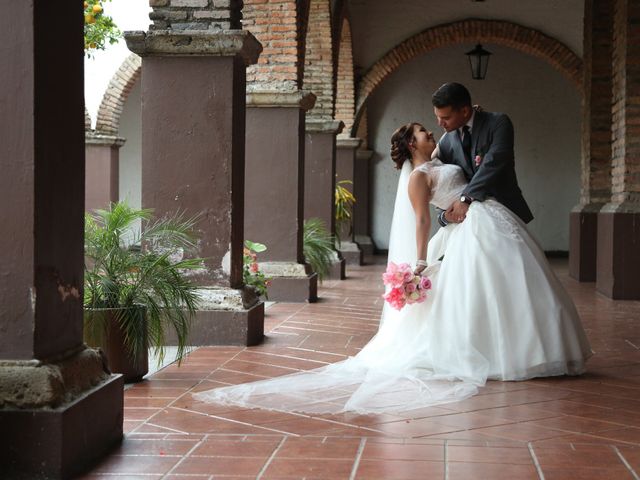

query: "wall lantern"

left=465, top=44, right=492, bottom=80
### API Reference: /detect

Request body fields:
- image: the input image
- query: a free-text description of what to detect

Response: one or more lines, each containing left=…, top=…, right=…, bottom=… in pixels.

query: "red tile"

left=355, top=459, right=444, bottom=479
left=447, top=462, right=539, bottom=479
left=262, top=458, right=354, bottom=478
left=172, top=456, right=266, bottom=476
left=448, top=445, right=533, bottom=464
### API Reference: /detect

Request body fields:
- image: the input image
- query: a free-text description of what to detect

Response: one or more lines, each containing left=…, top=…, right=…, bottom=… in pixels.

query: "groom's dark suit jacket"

left=437, top=110, right=534, bottom=224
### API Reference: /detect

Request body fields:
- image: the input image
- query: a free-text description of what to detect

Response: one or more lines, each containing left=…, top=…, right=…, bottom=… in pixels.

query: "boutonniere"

left=474, top=150, right=484, bottom=167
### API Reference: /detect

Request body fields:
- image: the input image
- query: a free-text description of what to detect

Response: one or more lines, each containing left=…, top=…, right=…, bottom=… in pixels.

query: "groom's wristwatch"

left=460, top=195, right=474, bottom=205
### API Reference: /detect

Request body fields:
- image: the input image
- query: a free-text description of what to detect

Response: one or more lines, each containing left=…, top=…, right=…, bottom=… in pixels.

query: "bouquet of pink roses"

left=382, top=261, right=432, bottom=311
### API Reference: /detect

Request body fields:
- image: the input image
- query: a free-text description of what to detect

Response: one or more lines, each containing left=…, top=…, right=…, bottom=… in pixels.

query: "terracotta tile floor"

left=80, top=256, right=640, bottom=479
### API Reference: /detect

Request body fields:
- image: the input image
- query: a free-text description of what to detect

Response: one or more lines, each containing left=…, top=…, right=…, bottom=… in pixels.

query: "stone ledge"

left=336, top=137, right=362, bottom=149
left=195, top=286, right=260, bottom=311
left=124, top=29, right=262, bottom=66
left=85, top=133, right=126, bottom=147
left=258, top=261, right=312, bottom=277
left=356, top=149, right=374, bottom=161
left=306, top=119, right=344, bottom=134
left=600, top=201, right=640, bottom=214
left=0, top=345, right=110, bottom=409
left=246, top=90, right=317, bottom=111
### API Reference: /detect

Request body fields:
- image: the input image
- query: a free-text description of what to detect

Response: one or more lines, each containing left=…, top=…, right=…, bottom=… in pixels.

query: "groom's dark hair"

left=432, top=83, right=472, bottom=110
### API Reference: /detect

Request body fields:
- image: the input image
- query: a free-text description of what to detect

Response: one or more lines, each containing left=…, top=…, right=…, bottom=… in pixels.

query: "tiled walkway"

left=81, top=257, right=640, bottom=479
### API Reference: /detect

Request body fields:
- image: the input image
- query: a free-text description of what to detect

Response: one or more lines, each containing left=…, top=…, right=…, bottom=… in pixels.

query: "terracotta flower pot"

left=84, top=306, right=148, bottom=383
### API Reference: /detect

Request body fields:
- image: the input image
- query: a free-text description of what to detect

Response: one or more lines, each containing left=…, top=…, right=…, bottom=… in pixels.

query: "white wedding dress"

left=193, top=159, right=592, bottom=414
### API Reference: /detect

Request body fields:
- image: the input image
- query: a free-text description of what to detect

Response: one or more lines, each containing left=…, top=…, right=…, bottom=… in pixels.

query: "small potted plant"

left=83, top=202, right=204, bottom=382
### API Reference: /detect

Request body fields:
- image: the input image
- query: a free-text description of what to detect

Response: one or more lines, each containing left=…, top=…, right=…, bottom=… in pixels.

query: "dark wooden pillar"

left=0, top=3, right=123, bottom=478
left=336, top=137, right=363, bottom=265
left=126, top=29, right=265, bottom=344
left=354, top=148, right=375, bottom=256
left=305, top=119, right=346, bottom=280
left=85, top=134, right=124, bottom=211
left=570, top=0, right=614, bottom=282
left=596, top=0, right=640, bottom=299
left=245, top=91, right=319, bottom=302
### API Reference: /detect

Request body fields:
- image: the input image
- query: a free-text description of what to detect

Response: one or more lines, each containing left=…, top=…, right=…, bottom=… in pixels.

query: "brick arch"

left=303, top=0, right=334, bottom=118
left=95, top=54, right=141, bottom=136
left=335, top=17, right=355, bottom=135
left=243, top=0, right=311, bottom=91
left=354, top=19, right=583, bottom=133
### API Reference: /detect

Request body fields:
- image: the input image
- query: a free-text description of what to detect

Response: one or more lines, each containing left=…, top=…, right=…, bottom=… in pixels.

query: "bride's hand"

left=414, top=264, right=427, bottom=276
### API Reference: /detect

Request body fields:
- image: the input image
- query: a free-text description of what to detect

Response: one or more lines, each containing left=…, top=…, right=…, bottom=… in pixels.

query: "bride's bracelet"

left=416, top=259, right=428, bottom=267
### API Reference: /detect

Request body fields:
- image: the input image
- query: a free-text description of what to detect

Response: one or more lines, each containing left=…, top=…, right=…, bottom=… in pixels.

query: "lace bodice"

left=413, top=159, right=467, bottom=210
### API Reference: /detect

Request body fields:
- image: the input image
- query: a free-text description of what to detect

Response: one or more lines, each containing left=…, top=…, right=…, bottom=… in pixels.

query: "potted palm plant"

left=83, top=202, right=204, bottom=382
left=303, top=218, right=335, bottom=282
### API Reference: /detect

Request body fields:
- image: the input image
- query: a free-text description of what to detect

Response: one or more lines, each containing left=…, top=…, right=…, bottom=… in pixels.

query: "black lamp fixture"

left=465, top=44, right=492, bottom=80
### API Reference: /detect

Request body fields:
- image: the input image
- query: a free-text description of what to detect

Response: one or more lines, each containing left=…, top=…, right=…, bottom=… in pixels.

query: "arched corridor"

left=2, top=0, right=640, bottom=478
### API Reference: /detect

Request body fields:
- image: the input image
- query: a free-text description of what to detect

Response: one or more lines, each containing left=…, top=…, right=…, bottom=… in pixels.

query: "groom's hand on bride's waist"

left=446, top=201, right=469, bottom=223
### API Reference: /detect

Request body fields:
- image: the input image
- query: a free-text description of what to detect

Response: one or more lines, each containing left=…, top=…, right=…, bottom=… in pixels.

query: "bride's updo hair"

left=390, top=122, right=420, bottom=169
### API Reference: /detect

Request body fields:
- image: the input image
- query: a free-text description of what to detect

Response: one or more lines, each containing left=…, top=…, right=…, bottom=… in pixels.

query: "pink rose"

left=404, top=283, right=417, bottom=294
left=250, top=262, right=259, bottom=273
left=419, top=277, right=432, bottom=290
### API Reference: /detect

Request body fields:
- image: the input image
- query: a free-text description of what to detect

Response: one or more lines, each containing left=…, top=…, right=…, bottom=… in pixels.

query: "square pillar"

left=126, top=30, right=265, bottom=345
left=85, top=134, right=124, bottom=212
left=596, top=0, right=640, bottom=299
left=570, top=0, right=613, bottom=281
left=0, top=3, right=123, bottom=478
left=336, top=137, right=363, bottom=265
left=305, top=119, right=346, bottom=280
left=354, top=149, right=375, bottom=256
left=245, top=91, right=319, bottom=302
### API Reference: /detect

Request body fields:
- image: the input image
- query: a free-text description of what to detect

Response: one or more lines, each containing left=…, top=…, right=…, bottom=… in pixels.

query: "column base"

left=569, top=203, right=602, bottom=282
left=326, top=250, right=346, bottom=280
left=0, top=374, right=123, bottom=480
left=164, top=287, right=265, bottom=346
left=597, top=205, right=640, bottom=299
left=259, top=262, right=318, bottom=303
left=355, top=234, right=375, bottom=257
left=337, top=240, right=363, bottom=266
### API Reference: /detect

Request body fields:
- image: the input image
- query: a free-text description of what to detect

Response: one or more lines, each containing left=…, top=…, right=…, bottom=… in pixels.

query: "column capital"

left=305, top=119, right=344, bottom=134
left=85, top=133, right=126, bottom=147
left=124, top=29, right=262, bottom=66
left=246, top=90, right=316, bottom=111
left=600, top=201, right=640, bottom=214
left=336, top=137, right=362, bottom=150
left=356, top=149, right=374, bottom=161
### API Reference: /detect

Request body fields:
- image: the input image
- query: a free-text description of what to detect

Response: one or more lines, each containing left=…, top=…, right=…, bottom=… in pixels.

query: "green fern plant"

left=84, top=202, right=204, bottom=366
left=303, top=218, right=335, bottom=282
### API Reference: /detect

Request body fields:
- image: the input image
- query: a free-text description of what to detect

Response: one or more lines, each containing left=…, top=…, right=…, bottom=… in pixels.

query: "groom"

left=431, top=82, right=533, bottom=226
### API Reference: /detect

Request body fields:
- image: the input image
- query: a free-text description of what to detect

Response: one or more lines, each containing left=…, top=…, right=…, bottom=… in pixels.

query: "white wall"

left=349, top=0, right=584, bottom=71
left=118, top=81, right=142, bottom=210
left=368, top=44, right=581, bottom=251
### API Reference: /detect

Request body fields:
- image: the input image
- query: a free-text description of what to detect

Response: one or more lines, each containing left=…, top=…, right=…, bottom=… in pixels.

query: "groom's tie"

left=461, top=125, right=472, bottom=166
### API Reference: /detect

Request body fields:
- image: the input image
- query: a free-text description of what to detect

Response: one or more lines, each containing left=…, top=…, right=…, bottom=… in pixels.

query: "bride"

left=193, top=123, right=592, bottom=414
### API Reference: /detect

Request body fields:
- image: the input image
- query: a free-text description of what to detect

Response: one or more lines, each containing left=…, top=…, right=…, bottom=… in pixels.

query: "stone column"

left=596, top=0, right=640, bottom=299
left=354, top=148, right=375, bottom=256
left=305, top=119, right=346, bottom=280
left=0, top=3, right=123, bottom=478
left=85, top=133, right=125, bottom=212
left=336, top=137, right=363, bottom=265
left=245, top=91, right=319, bottom=302
left=126, top=24, right=265, bottom=344
left=569, top=0, right=613, bottom=282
